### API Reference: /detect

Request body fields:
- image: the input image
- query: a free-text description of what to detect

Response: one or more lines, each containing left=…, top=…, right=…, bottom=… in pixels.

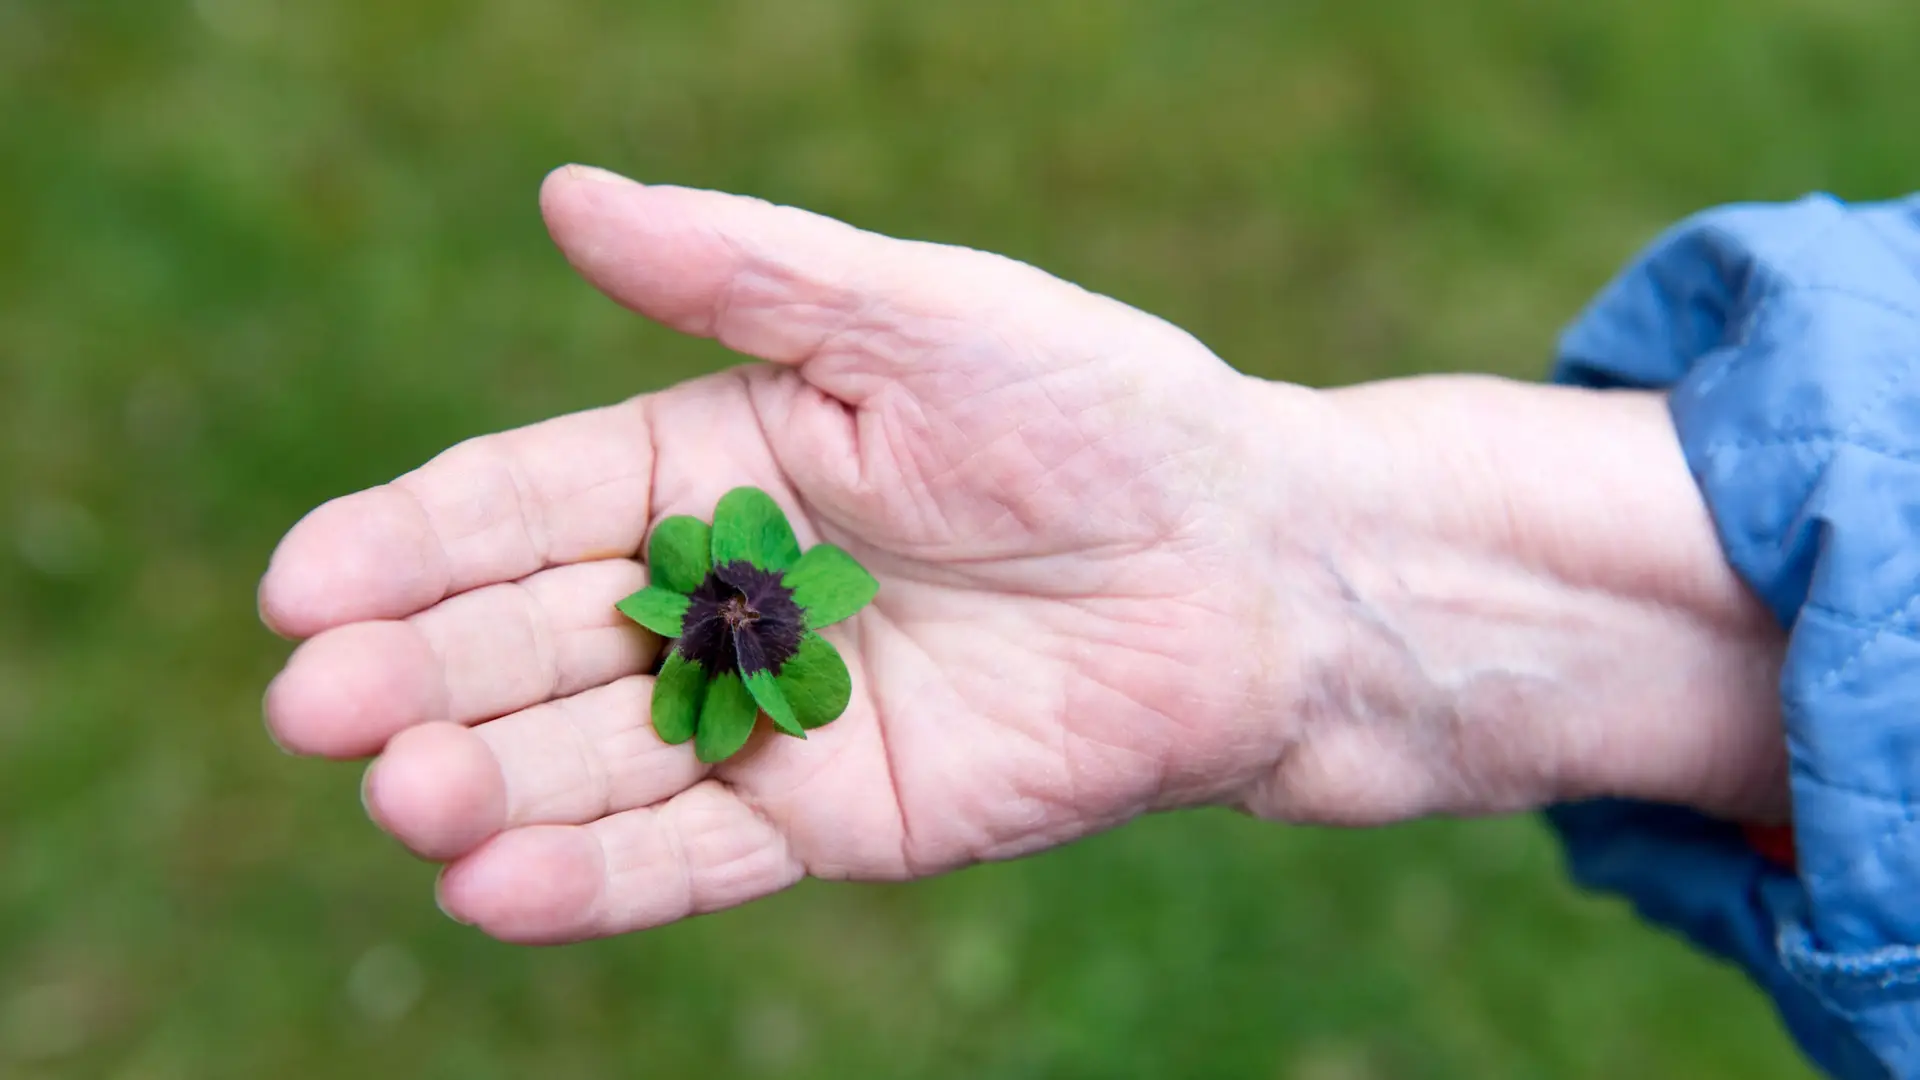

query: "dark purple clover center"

left=720, top=594, right=759, bottom=629
left=677, top=562, right=805, bottom=677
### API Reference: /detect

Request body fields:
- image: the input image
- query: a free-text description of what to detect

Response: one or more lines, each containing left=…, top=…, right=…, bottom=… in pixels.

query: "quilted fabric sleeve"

left=1546, top=192, right=1920, bottom=1080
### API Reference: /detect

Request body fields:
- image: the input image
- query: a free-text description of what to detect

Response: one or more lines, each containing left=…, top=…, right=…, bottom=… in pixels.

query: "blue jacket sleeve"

left=1545, top=192, right=1920, bottom=1080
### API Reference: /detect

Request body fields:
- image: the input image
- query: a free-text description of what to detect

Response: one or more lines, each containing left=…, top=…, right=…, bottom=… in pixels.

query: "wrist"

left=1231, top=373, right=1788, bottom=824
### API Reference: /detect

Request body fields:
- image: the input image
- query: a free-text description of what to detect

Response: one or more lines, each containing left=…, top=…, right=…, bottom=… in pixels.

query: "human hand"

left=259, top=166, right=1787, bottom=944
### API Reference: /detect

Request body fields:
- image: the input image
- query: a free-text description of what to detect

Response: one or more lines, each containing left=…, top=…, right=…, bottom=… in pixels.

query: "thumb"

left=538, top=164, right=1127, bottom=399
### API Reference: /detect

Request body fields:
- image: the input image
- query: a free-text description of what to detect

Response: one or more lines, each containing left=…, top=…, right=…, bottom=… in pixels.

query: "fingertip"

left=260, top=673, right=297, bottom=755
left=538, top=164, right=646, bottom=253
left=263, top=622, right=441, bottom=758
left=538, top=171, right=740, bottom=340
left=433, top=866, right=475, bottom=925
left=256, top=568, right=299, bottom=642
left=256, top=549, right=309, bottom=640
left=259, top=489, right=447, bottom=639
left=365, top=722, right=508, bottom=861
left=437, top=825, right=606, bottom=945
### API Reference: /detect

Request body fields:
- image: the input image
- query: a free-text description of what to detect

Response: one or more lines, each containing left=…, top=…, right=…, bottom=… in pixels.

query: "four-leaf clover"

left=615, top=487, right=878, bottom=763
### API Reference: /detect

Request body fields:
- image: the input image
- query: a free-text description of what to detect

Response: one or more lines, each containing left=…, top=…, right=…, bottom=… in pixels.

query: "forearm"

left=1243, top=373, right=1787, bottom=823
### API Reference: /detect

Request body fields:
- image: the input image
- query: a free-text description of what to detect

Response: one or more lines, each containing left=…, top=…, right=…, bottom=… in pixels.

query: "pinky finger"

left=434, top=780, right=804, bottom=944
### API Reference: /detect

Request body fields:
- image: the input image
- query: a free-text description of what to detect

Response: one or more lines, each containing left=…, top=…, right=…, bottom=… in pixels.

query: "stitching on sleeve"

left=1783, top=929, right=1920, bottom=987
left=1793, top=284, right=1920, bottom=322
left=1695, top=211, right=1852, bottom=383
left=1806, top=589, right=1920, bottom=699
left=1699, top=433, right=1920, bottom=465
left=1799, top=795, right=1920, bottom=910
left=1802, top=603, right=1920, bottom=639
left=1695, top=356, right=1920, bottom=466
left=1783, top=744, right=1914, bottom=809
left=1863, top=811, right=1920, bottom=881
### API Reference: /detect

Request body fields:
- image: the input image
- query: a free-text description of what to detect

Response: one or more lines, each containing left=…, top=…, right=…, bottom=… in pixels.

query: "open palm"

left=261, top=166, right=1320, bottom=944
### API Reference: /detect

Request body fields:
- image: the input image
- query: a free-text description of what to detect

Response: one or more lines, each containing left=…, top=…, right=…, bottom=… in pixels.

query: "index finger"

left=259, top=398, right=655, bottom=639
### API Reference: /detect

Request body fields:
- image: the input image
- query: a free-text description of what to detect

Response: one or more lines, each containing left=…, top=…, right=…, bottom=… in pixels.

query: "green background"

left=8, top=1, right=1914, bottom=1076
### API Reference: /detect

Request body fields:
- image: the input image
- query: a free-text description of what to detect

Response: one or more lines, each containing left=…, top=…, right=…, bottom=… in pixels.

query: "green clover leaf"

left=694, top=671, right=760, bottom=764
left=783, top=544, right=878, bottom=629
left=710, top=486, right=802, bottom=573
left=646, top=515, right=712, bottom=594
left=614, top=586, right=689, bottom=638
left=775, top=632, right=853, bottom=729
left=615, top=486, right=875, bottom=762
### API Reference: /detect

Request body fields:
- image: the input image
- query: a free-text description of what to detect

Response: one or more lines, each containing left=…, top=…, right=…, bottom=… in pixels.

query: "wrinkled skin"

left=259, top=166, right=1785, bottom=944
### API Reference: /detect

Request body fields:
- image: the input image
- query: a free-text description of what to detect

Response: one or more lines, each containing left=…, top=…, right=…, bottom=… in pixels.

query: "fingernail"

left=359, top=759, right=380, bottom=818
left=564, top=163, right=631, bottom=186
left=255, top=576, right=291, bottom=641
left=261, top=676, right=296, bottom=755
left=434, top=869, right=476, bottom=926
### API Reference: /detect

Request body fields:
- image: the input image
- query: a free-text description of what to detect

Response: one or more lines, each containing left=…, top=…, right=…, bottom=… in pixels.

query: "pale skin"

left=259, top=165, right=1789, bottom=945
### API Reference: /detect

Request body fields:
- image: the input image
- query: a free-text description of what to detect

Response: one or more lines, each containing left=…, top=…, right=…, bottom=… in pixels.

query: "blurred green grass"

left=7, top=0, right=1917, bottom=1076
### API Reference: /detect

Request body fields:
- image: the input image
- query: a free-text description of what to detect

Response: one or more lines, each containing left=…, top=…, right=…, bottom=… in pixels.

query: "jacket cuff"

left=1546, top=192, right=1920, bottom=1080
